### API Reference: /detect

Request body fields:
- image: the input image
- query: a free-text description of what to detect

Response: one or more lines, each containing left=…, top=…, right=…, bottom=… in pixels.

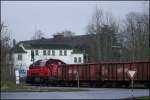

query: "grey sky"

left=1, top=1, right=149, bottom=41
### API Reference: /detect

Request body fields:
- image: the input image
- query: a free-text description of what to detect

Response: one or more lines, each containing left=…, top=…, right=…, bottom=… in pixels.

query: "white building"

left=12, top=40, right=84, bottom=76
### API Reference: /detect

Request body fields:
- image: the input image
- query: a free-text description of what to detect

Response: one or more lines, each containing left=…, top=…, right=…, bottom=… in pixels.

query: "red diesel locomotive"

left=26, top=59, right=150, bottom=87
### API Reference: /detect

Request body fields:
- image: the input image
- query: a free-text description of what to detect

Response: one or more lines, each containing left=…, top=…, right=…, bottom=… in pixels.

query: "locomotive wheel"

left=34, top=77, right=41, bottom=83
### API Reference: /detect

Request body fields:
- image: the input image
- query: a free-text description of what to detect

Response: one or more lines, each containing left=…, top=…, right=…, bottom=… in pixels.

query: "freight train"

left=26, top=59, right=150, bottom=88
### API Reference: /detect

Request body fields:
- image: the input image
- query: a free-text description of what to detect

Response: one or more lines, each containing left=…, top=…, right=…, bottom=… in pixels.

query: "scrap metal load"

left=26, top=59, right=150, bottom=87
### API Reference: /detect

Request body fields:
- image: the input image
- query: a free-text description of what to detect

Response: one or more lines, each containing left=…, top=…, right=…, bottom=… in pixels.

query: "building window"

left=64, top=50, right=67, bottom=56
left=18, top=54, right=22, bottom=60
left=35, top=50, right=38, bottom=55
left=43, top=50, right=46, bottom=55
left=48, top=50, right=51, bottom=55
left=59, top=50, right=63, bottom=56
left=78, top=57, right=82, bottom=63
left=52, top=50, right=55, bottom=56
left=74, top=57, right=77, bottom=63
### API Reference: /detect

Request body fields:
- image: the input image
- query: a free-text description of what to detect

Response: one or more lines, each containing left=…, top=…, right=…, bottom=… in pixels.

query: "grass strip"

left=136, top=96, right=150, bottom=100
left=1, top=82, right=87, bottom=92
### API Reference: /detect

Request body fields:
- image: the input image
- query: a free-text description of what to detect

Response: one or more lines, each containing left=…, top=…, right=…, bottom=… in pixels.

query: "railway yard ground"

left=1, top=82, right=149, bottom=99
left=0, top=81, right=148, bottom=92
left=1, top=88, right=149, bottom=99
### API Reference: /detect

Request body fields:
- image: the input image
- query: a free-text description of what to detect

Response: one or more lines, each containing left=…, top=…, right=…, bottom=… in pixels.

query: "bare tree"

left=86, top=8, right=104, bottom=62
left=1, top=22, right=14, bottom=82
left=32, top=30, right=45, bottom=40
left=123, top=12, right=149, bottom=61
left=86, top=7, right=120, bottom=62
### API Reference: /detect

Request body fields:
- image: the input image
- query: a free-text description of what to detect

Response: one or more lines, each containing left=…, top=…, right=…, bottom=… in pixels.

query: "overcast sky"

left=1, top=1, right=149, bottom=41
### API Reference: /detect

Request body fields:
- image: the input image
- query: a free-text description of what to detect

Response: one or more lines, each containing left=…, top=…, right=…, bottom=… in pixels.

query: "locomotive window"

left=57, top=60, right=66, bottom=64
left=33, top=60, right=42, bottom=65
left=46, top=59, right=53, bottom=65
left=43, top=50, right=46, bottom=55
left=58, top=62, right=62, bottom=65
left=40, top=59, right=48, bottom=66
left=46, top=59, right=66, bottom=65
left=18, top=54, right=22, bottom=60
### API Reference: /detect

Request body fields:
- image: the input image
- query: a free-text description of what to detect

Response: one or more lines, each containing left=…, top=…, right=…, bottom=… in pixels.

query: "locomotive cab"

left=26, top=59, right=65, bottom=84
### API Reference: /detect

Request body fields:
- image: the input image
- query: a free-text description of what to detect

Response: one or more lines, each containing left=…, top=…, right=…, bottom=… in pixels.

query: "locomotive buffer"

left=127, top=70, right=136, bottom=99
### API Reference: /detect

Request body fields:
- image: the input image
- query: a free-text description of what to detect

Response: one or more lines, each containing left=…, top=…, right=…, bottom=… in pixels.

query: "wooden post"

left=131, top=79, right=134, bottom=98
left=76, top=71, right=79, bottom=88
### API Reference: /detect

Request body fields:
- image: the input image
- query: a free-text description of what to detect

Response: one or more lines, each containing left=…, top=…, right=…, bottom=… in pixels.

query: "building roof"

left=13, top=34, right=92, bottom=53
left=12, top=45, right=27, bottom=53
